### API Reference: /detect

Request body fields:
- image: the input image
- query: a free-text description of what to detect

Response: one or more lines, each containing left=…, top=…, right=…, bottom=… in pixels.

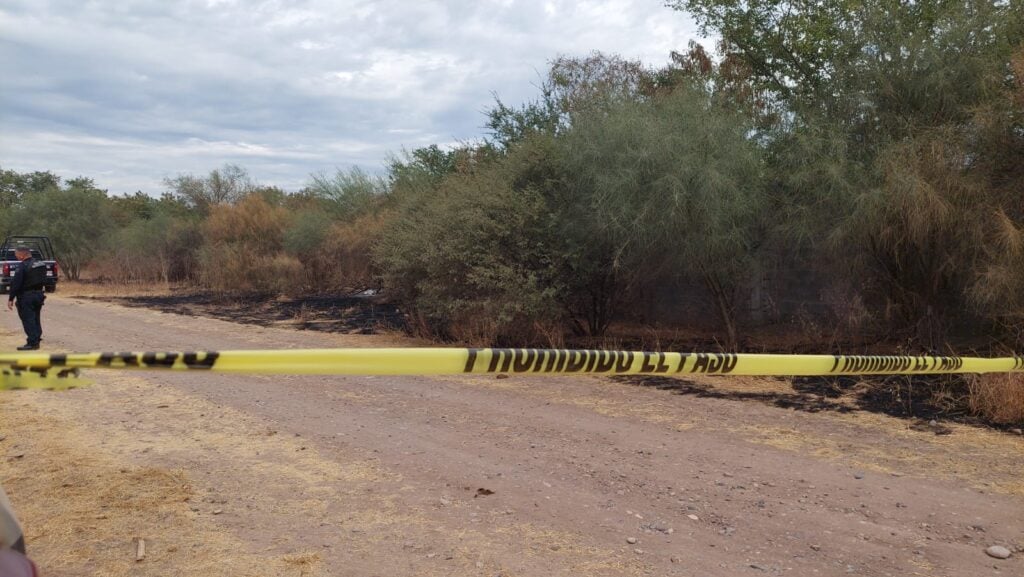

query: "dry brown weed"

left=967, top=373, right=1024, bottom=425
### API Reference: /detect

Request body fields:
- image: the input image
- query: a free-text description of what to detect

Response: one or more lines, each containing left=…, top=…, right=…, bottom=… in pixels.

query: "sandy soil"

left=1, top=295, right=1022, bottom=576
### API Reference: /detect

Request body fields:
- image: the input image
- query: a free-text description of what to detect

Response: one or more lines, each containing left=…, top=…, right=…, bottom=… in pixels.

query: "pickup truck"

left=0, top=236, right=59, bottom=294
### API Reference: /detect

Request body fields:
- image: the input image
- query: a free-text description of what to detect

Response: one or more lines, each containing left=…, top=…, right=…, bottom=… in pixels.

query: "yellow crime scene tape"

left=0, top=366, right=87, bottom=391
left=0, top=348, right=1023, bottom=391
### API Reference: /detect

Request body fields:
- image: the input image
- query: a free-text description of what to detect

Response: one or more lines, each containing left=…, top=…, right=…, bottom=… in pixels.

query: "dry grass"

left=0, top=393, right=324, bottom=577
left=57, top=280, right=181, bottom=298
left=967, top=373, right=1024, bottom=425
left=282, top=552, right=323, bottom=577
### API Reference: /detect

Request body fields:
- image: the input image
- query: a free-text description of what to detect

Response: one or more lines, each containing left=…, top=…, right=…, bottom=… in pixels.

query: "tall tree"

left=12, top=177, right=113, bottom=280
left=164, top=164, right=255, bottom=213
left=486, top=52, right=653, bottom=149
left=561, top=84, right=765, bottom=346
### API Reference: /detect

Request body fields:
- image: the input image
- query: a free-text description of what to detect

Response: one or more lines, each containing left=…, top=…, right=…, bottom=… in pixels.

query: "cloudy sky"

left=0, top=0, right=702, bottom=194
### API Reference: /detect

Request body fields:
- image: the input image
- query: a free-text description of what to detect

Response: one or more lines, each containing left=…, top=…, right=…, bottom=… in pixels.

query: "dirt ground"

left=1, top=295, right=1022, bottom=576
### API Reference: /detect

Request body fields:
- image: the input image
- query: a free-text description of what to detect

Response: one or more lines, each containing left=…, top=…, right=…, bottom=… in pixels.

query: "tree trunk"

left=701, top=266, right=738, bottom=351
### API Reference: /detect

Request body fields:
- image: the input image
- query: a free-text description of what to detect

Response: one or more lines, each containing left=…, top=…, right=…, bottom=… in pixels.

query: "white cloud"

left=296, top=39, right=332, bottom=51
left=0, top=0, right=705, bottom=194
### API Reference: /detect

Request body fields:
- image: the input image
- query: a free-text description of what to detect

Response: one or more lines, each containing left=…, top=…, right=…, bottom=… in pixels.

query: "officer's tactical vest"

left=23, top=260, right=47, bottom=290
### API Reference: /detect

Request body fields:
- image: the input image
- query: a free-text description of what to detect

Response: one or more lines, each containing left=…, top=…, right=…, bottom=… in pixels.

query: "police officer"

left=6, top=246, right=47, bottom=350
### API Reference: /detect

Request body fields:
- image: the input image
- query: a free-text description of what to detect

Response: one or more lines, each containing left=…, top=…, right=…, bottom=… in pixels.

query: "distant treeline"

left=2, top=0, right=1022, bottom=352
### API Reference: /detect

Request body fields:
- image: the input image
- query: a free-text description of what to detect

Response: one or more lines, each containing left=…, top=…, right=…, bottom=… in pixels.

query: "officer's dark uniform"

left=9, top=256, right=46, bottom=350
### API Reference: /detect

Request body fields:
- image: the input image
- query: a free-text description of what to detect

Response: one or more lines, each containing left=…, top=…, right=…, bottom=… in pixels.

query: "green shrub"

left=376, top=156, right=561, bottom=345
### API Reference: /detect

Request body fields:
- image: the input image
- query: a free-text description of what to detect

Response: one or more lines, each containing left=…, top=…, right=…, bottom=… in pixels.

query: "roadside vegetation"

left=1, top=2, right=1020, bottom=421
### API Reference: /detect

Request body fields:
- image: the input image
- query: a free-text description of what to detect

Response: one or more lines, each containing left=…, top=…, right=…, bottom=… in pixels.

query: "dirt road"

left=1, top=296, right=1022, bottom=576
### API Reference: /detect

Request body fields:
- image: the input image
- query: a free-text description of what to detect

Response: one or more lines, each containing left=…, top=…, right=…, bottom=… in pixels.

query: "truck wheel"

left=44, top=285, right=55, bottom=293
